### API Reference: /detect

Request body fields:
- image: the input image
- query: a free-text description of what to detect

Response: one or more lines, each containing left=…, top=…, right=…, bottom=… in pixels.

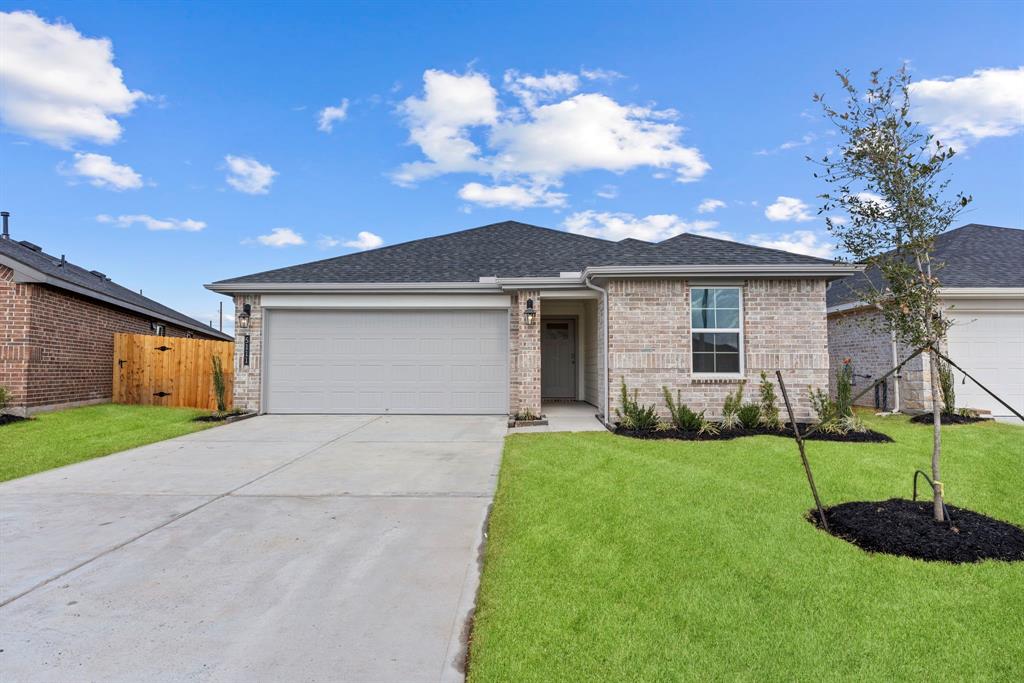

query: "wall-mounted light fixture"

left=523, top=298, right=537, bottom=326
left=237, top=303, right=252, bottom=329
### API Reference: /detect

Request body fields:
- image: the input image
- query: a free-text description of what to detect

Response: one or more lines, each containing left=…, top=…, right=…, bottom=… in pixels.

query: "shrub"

left=835, top=359, right=854, bottom=418
left=737, top=403, right=762, bottom=430
left=720, top=380, right=746, bottom=430
left=809, top=387, right=838, bottom=425
left=0, top=385, right=9, bottom=412
left=758, top=371, right=781, bottom=430
left=662, top=386, right=715, bottom=433
left=809, top=386, right=864, bottom=434
left=937, top=358, right=956, bottom=416
left=514, top=408, right=538, bottom=421
left=616, top=378, right=659, bottom=431
left=212, top=355, right=227, bottom=413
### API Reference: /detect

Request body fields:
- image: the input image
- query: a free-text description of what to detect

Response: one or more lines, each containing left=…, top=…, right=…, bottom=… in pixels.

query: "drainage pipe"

left=583, top=275, right=610, bottom=425
left=890, top=328, right=901, bottom=413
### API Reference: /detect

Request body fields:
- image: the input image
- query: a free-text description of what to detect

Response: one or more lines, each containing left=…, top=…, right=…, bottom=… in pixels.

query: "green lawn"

left=0, top=403, right=214, bottom=482
left=469, top=413, right=1024, bottom=681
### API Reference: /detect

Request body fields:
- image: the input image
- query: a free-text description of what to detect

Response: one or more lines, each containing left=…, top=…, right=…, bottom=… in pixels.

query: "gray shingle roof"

left=826, top=224, right=1024, bottom=308
left=212, top=220, right=836, bottom=286
left=0, top=237, right=231, bottom=340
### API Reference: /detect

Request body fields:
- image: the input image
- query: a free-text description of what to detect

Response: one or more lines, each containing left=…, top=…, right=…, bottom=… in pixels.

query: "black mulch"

left=614, top=423, right=893, bottom=443
left=0, top=414, right=30, bottom=427
left=810, top=498, right=1024, bottom=563
left=910, top=412, right=988, bottom=425
left=193, top=414, right=230, bottom=423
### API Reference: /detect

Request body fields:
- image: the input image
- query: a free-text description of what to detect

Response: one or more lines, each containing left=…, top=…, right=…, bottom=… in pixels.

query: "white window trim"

left=690, top=286, right=745, bottom=379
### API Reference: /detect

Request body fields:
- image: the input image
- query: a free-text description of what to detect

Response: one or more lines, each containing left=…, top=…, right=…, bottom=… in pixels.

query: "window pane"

left=691, top=288, right=712, bottom=309
left=714, top=333, right=740, bottom=354
left=693, top=353, right=715, bottom=373
left=716, top=308, right=739, bottom=329
left=691, top=308, right=714, bottom=328
left=715, top=288, right=740, bottom=308
left=692, top=332, right=716, bottom=352
left=716, top=353, right=740, bottom=373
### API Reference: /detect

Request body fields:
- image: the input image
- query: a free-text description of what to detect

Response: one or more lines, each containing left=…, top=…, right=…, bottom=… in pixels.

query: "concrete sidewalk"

left=0, top=414, right=506, bottom=682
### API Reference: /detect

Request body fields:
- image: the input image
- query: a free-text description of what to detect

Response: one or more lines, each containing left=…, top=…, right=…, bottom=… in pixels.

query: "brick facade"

left=0, top=264, right=209, bottom=414
left=605, top=278, right=829, bottom=421
left=230, top=279, right=832, bottom=420
left=231, top=294, right=263, bottom=412
left=827, top=307, right=933, bottom=412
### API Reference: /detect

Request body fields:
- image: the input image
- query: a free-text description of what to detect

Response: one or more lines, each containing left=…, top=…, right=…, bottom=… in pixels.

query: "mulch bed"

left=811, top=498, right=1024, bottom=563
left=0, top=414, right=30, bottom=427
left=614, top=423, right=893, bottom=443
left=192, top=411, right=255, bottom=424
left=910, top=412, right=988, bottom=425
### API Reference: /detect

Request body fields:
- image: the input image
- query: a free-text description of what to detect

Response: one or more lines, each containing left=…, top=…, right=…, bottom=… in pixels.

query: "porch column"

left=511, top=290, right=542, bottom=417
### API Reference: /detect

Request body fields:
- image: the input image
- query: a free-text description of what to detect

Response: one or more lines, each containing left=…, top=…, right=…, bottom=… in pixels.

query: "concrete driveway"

left=0, top=414, right=506, bottom=682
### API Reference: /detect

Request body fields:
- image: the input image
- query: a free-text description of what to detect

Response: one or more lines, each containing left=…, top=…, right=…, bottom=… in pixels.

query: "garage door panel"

left=947, top=311, right=1024, bottom=417
left=266, top=310, right=508, bottom=414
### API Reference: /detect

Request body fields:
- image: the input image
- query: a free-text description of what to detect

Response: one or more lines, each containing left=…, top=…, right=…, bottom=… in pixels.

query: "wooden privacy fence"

left=113, top=333, right=235, bottom=410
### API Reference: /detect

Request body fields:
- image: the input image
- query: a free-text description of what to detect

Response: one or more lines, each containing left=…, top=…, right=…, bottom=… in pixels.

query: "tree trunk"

left=928, top=349, right=944, bottom=522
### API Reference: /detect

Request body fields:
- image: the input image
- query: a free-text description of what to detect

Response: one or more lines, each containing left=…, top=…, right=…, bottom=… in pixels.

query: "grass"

left=0, top=403, right=213, bottom=482
left=469, top=412, right=1024, bottom=681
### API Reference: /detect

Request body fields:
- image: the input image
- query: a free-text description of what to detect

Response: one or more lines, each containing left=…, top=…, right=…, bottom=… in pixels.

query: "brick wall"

left=231, top=294, right=263, bottom=412
left=827, top=307, right=932, bottom=412
left=509, top=291, right=542, bottom=417
left=0, top=265, right=210, bottom=413
left=606, top=278, right=830, bottom=421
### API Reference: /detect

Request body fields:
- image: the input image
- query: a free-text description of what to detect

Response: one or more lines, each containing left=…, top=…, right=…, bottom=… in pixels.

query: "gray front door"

left=541, top=319, right=576, bottom=398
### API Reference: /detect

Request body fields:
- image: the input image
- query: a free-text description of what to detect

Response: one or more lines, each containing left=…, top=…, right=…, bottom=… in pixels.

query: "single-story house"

left=207, top=221, right=859, bottom=423
left=0, top=214, right=231, bottom=416
left=827, top=223, right=1023, bottom=419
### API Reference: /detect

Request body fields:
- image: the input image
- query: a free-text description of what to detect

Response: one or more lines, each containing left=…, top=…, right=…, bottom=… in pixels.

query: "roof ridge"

left=658, top=230, right=838, bottom=264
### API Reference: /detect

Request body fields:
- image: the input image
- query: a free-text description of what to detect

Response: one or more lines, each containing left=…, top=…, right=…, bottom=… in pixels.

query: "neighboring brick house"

left=207, top=221, right=858, bottom=423
left=0, top=219, right=231, bottom=415
left=826, top=224, right=1023, bottom=419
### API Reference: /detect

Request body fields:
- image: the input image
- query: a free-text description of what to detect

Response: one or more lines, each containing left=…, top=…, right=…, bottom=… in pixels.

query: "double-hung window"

left=691, top=287, right=742, bottom=375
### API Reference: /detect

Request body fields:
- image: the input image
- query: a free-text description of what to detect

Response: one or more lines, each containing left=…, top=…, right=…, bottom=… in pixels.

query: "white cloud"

left=393, top=68, right=710, bottom=195
left=504, top=70, right=579, bottom=109
left=316, top=235, right=340, bottom=249
left=458, top=182, right=567, bottom=208
left=97, top=213, right=205, bottom=231
left=748, top=230, right=835, bottom=258
left=562, top=210, right=730, bottom=242
left=755, top=132, right=817, bottom=156
left=343, top=231, right=384, bottom=250
left=580, top=68, right=624, bottom=82
left=62, top=152, right=142, bottom=190
left=0, top=11, right=146, bottom=148
left=317, top=99, right=349, bottom=132
left=252, top=227, right=304, bottom=247
left=224, top=155, right=277, bottom=194
left=697, top=198, right=726, bottom=214
left=910, top=67, right=1024, bottom=150
left=764, top=196, right=815, bottom=222
left=596, top=184, right=619, bottom=199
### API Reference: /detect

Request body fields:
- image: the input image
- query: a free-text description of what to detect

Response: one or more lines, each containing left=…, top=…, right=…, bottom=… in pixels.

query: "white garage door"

left=947, top=310, right=1024, bottom=418
left=265, top=309, right=509, bottom=414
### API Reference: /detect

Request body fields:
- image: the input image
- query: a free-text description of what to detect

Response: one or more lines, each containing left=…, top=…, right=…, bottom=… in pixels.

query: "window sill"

left=690, top=374, right=746, bottom=384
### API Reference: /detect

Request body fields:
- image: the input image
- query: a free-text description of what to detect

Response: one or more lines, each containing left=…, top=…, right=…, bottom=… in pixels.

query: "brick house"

left=826, top=224, right=1023, bottom=419
left=207, top=221, right=859, bottom=423
left=0, top=218, right=231, bottom=415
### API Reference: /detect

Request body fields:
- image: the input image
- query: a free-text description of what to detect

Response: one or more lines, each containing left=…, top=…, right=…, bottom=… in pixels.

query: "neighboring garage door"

left=946, top=310, right=1024, bottom=418
left=264, top=309, right=508, bottom=414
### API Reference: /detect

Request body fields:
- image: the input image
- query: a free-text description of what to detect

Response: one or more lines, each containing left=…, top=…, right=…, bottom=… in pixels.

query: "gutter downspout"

left=584, top=275, right=610, bottom=426
left=890, top=328, right=901, bottom=413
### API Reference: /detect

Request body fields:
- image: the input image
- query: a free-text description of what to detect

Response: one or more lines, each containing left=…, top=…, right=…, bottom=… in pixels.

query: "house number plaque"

left=243, top=334, right=251, bottom=366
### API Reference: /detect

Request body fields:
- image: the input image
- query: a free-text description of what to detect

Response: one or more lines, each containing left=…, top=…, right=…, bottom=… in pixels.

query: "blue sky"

left=1, top=1, right=1022, bottom=333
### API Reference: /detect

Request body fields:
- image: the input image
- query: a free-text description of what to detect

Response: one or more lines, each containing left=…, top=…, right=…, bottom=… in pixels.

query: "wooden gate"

left=113, top=333, right=235, bottom=410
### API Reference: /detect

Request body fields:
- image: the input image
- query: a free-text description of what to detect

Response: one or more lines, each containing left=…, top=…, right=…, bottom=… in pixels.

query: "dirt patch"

left=910, top=412, right=988, bottom=425
left=614, top=423, right=893, bottom=443
left=0, top=414, right=30, bottom=427
left=811, top=498, right=1024, bottom=563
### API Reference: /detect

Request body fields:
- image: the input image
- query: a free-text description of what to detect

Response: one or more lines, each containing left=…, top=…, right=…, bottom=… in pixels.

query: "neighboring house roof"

left=826, top=224, right=1024, bottom=309
left=0, top=236, right=232, bottom=340
left=210, top=220, right=847, bottom=289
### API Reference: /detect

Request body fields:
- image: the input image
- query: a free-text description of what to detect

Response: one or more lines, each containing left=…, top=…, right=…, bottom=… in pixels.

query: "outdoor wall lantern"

left=523, top=298, right=537, bottom=326
left=237, top=303, right=252, bottom=329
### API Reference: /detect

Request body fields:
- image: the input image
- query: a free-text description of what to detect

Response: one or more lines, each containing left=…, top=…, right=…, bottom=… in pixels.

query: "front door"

left=541, top=319, right=577, bottom=398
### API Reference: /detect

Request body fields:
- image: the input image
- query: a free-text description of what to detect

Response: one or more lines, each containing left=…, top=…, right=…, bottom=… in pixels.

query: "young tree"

left=812, top=67, right=971, bottom=522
